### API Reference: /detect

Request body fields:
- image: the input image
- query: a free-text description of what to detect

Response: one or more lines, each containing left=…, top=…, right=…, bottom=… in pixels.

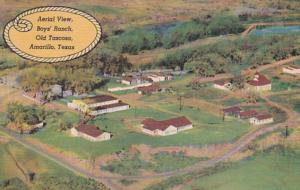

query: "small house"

left=146, top=74, right=166, bottom=83
left=213, top=80, right=232, bottom=91
left=71, top=124, right=111, bottom=142
left=121, top=76, right=143, bottom=85
left=222, top=106, right=241, bottom=117
left=282, top=65, right=300, bottom=75
left=137, top=84, right=162, bottom=95
left=249, top=114, right=273, bottom=125
left=247, top=72, right=271, bottom=92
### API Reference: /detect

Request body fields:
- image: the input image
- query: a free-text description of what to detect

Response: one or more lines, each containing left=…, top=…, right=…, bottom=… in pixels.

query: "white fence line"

left=108, top=83, right=152, bottom=92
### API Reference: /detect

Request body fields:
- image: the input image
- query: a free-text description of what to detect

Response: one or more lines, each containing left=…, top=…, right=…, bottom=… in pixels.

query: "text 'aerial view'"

left=0, top=0, right=300, bottom=190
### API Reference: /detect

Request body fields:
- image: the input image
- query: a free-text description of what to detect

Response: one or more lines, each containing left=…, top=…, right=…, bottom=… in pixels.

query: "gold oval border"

left=3, top=6, right=102, bottom=63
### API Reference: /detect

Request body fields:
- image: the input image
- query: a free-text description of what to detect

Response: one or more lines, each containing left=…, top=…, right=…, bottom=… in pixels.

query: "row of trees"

left=0, top=174, right=109, bottom=190
left=20, top=50, right=132, bottom=95
left=109, top=14, right=245, bottom=54
left=7, top=102, right=46, bottom=126
left=152, top=33, right=300, bottom=76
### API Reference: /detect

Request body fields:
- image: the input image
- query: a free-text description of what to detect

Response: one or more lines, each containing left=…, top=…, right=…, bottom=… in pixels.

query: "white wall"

left=89, top=99, right=119, bottom=108
left=90, top=105, right=130, bottom=116
left=177, top=124, right=193, bottom=132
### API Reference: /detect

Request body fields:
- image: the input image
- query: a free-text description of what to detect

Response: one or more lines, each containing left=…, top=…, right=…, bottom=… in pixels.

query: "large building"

left=141, top=116, right=193, bottom=136
left=68, top=95, right=130, bottom=115
left=247, top=73, right=271, bottom=92
left=71, top=124, right=111, bottom=142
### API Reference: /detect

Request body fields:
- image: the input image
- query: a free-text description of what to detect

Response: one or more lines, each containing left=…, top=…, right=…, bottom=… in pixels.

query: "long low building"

left=71, top=124, right=111, bottom=142
left=89, top=102, right=130, bottom=116
left=249, top=114, right=274, bottom=125
left=68, top=95, right=130, bottom=115
left=141, top=116, right=193, bottom=136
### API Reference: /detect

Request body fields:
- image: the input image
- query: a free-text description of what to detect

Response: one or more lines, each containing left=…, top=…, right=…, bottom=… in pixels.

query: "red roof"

left=223, top=106, right=241, bottom=113
left=239, top=110, right=257, bottom=117
left=137, top=84, right=161, bottom=93
left=214, top=80, right=226, bottom=86
left=142, top=118, right=169, bottom=131
left=142, top=116, right=192, bottom=131
left=76, top=124, right=104, bottom=137
left=248, top=73, right=271, bottom=86
left=255, top=114, right=273, bottom=120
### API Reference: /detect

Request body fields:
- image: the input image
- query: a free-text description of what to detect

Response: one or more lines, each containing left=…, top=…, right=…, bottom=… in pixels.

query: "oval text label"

left=4, top=6, right=102, bottom=63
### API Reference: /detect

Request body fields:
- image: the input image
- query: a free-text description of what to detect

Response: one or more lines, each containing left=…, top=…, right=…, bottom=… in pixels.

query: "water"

left=250, top=25, right=300, bottom=36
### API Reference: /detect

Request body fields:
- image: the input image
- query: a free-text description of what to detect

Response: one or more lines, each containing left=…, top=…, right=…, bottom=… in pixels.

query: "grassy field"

left=181, top=149, right=300, bottom=190
left=0, top=139, right=70, bottom=181
left=31, top=101, right=250, bottom=158
left=102, top=151, right=202, bottom=175
left=270, top=92, right=300, bottom=114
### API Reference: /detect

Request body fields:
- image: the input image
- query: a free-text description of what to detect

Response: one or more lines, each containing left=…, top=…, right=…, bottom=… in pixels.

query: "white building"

left=249, top=114, right=274, bottom=125
left=141, top=116, right=193, bottom=136
left=71, top=124, right=111, bottom=142
left=84, top=95, right=120, bottom=108
left=213, top=80, right=232, bottom=91
left=89, top=102, right=130, bottom=116
left=146, top=74, right=166, bottom=83
left=247, top=72, right=271, bottom=92
left=68, top=95, right=130, bottom=115
left=282, top=65, right=300, bottom=75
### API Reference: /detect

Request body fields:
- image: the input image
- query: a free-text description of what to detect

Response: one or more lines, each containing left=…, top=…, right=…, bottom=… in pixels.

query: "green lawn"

left=150, top=152, right=203, bottom=173
left=102, top=151, right=202, bottom=175
left=31, top=103, right=250, bottom=158
left=270, top=93, right=300, bottom=114
left=181, top=149, right=300, bottom=190
left=0, top=112, right=8, bottom=126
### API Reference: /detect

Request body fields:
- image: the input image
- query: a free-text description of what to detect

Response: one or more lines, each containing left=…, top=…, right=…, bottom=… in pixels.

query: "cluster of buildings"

left=223, top=106, right=274, bottom=125
left=68, top=95, right=130, bottom=116
left=213, top=72, right=272, bottom=92
left=121, top=73, right=173, bottom=85
left=70, top=116, right=193, bottom=141
left=23, top=84, right=74, bottom=104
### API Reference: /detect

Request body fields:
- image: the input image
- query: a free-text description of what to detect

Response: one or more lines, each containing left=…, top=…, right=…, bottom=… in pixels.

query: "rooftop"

left=248, top=73, right=271, bottom=86
left=90, top=102, right=129, bottom=111
left=255, top=114, right=273, bottom=120
left=223, top=106, right=241, bottom=113
left=239, top=110, right=258, bottom=117
left=142, top=116, right=192, bottom=131
left=214, top=80, right=229, bottom=86
left=75, top=124, right=104, bottom=138
left=82, top=95, right=118, bottom=104
left=137, top=84, right=161, bottom=93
